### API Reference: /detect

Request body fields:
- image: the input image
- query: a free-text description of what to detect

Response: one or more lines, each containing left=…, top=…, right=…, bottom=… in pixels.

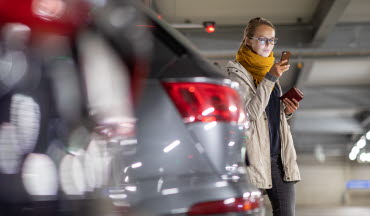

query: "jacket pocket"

left=245, top=121, right=261, bottom=166
left=286, top=124, right=297, bottom=161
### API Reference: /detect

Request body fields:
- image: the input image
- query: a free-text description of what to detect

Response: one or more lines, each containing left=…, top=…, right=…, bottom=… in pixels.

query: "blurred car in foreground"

left=0, top=0, right=264, bottom=215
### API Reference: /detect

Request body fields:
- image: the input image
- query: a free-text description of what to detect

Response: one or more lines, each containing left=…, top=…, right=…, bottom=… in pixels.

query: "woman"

left=226, top=17, right=301, bottom=216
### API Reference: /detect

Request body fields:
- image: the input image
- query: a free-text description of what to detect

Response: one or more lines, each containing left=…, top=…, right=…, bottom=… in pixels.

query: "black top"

left=265, top=85, right=281, bottom=156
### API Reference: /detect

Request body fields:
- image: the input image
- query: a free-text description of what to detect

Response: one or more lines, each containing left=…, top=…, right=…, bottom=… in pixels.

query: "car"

left=0, top=0, right=264, bottom=215
left=104, top=2, right=265, bottom=216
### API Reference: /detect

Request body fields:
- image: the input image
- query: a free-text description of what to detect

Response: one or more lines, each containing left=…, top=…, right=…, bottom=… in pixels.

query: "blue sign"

left=346, top=180, right=370, bottom=189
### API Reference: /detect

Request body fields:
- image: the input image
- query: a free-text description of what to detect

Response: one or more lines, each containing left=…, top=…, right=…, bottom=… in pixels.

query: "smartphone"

left=280, top=51, right=291, bottom=66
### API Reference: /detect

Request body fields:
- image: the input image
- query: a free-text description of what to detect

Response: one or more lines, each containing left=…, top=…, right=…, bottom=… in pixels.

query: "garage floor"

left=265, top=206, right=370, bottom=216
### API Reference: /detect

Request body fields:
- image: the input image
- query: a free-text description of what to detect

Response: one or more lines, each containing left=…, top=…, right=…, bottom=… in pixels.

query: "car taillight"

left=0, top=0, right=90, bottom=36
left=162, top=82, right=245, bottom=123
left=187, top=196, right=262, bottom=215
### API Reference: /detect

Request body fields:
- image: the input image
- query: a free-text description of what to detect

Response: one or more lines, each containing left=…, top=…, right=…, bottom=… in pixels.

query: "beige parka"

left=226, top=60, right=301, bottom=189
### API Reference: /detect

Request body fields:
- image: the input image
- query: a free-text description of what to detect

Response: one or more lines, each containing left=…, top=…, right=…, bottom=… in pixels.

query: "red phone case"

left=280, top=87, right=304, bottom=102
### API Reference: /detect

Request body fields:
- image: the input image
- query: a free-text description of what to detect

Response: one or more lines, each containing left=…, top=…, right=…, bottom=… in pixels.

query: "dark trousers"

left=266, top=155, right=296, bottom=216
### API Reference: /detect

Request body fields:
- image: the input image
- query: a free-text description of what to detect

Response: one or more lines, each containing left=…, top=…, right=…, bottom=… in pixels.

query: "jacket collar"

left=226, top=60, right=282, bottom=94
left=226, top=60, right=257, bottom=93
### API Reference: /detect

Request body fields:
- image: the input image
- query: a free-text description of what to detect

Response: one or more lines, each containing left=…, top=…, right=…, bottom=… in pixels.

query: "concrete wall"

left=296, top=162, right=347, bottom=206
left=295, top=155, right=370, bottom=206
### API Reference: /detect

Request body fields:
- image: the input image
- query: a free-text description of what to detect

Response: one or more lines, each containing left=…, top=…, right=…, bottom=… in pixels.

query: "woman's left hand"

left=283, top=98, right=299, bottom=115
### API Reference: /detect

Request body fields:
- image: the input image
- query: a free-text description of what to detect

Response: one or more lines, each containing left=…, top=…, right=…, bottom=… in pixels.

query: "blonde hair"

left=242, top=17, right=275, bottom=47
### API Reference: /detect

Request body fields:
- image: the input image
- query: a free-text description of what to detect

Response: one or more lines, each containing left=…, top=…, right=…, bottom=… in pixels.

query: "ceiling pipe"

left=171, top=23, right=203, bottom=29
left=203, top=48, right=370, bottom=60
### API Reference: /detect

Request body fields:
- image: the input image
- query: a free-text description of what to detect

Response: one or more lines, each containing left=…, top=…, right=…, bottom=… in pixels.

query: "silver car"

left=105, top=2, right=265, bottom=216
left=0, top=0, right=264, bottom=215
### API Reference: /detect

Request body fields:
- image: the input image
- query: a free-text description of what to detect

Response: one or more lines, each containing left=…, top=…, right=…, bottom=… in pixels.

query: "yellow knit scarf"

left=236, top=45, right=275, bottom=86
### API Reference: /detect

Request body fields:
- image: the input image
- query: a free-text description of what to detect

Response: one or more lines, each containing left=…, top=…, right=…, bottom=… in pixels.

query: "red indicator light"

left=203, top=21, right=216, bottom=33
left=205, top=26, right=215, bottom=33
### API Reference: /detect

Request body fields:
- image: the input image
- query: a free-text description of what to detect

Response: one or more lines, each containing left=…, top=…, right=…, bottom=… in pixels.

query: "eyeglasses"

left=249, top=37, right=278, bottom=45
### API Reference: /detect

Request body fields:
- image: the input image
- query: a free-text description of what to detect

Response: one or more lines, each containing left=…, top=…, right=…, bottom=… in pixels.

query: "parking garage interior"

left=1, top=0, right=370, bottom=215
left=147, top=0, right=370, bottom=215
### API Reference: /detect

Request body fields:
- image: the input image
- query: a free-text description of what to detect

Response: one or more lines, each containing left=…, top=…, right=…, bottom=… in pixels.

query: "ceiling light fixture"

left=203, top=21, right=216, bottom=33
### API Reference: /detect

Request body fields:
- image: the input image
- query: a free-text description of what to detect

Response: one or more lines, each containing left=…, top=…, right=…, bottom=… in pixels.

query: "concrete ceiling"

left=155, top=0, right=370, bottom=25
left=306, top=58, right=370, bottom=86
left=155, top=0, right=320, bottom=25
left=147, top=0, right=370, bottom=160
left=339, top=0, right=370, bottom=23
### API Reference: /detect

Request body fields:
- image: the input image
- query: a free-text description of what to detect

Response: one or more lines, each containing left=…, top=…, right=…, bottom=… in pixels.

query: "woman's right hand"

left=269, top=60, right=290, bottom=78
